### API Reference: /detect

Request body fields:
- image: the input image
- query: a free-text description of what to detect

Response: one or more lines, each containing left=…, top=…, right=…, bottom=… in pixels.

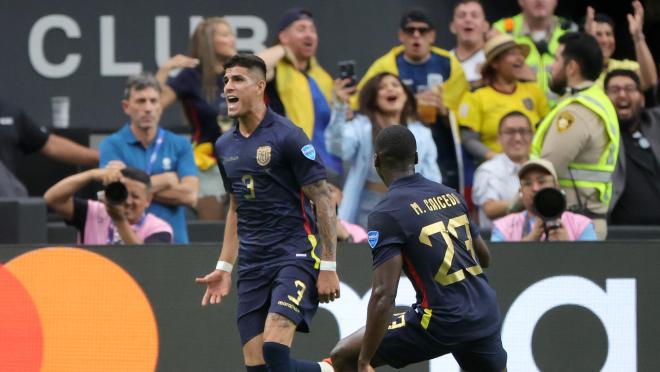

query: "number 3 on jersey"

left=419, top=214, right=483, bottom=286
left=242, top=175, right=256, bottom=199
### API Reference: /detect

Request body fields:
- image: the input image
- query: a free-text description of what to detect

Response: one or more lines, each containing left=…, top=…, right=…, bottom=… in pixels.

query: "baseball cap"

left=277, top=8, right=314, bottom=33
left=518, top=159, right=558, bottom=182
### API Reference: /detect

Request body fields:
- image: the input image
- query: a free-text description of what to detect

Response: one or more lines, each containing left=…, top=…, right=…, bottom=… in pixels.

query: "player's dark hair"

left=558, top=32, right=603, bottom=81
left=124, top=72, right=162, bottom=100
left=374, top=125, right=417, bottom=170
left=400, top=8, right=434, bottom=30
left=224, top=54, right=267, bottom=81
left=358, top=72, right=417, bottom=144
left=498, top=110, right=531, bottom=132
left=604, top=69, right=641, bottom=92
left=120, top=167, right=152, bottom=190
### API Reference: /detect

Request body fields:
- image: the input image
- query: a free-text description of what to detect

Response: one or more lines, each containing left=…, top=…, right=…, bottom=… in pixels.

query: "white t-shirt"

left=451, top=49, right=486, bottom=85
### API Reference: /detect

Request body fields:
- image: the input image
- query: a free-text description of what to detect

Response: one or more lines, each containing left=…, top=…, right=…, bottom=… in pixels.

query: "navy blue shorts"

left=236, top=263, right=319, bottom=345
left=376, top=308, right=507, bottom=371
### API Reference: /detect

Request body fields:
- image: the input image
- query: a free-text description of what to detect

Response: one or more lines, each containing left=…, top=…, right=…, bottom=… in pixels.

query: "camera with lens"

left=103, top=181, right=128, bottom=205
left=533, top=187, right=566, bottom=231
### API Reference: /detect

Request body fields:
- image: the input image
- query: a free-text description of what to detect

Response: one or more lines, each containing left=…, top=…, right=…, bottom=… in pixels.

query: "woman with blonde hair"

left=156, top=17, right=236, bottom=220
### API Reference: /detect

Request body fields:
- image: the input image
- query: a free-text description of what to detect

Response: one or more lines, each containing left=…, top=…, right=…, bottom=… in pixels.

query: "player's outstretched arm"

left=358, top=255, right=403, bottom=371
left=474, top=235, right=491, bottom=268
left=302, top=179, right=340, bottom=303
left=195, top=194, right=239, bottom=306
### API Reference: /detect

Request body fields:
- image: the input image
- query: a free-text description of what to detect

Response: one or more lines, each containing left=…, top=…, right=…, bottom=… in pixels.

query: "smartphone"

left=338, top=60, right=357, bottom=87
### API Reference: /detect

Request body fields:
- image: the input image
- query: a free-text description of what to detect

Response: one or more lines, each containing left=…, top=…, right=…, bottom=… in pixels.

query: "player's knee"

left=329, top=340, right=352, bottom=370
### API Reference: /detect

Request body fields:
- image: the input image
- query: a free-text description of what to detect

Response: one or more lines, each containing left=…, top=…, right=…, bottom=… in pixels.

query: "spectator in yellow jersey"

left=584, top=1, right=657, bottom=92
left=458, top=34, right=549, bottom=162
left=493, top=0, right=577, bottom=105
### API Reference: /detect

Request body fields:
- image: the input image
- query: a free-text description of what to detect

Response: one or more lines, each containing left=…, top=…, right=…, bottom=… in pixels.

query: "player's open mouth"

left=227, top=96, right=239, bottom=104
left=386, top=95, right=399, bottom=102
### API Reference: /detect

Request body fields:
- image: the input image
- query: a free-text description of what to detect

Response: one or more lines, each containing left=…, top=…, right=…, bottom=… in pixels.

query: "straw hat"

left=481, top=34, right=531, bottom=77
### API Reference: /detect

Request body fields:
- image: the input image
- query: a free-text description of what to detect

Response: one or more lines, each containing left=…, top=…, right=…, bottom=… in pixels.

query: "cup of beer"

left=416, top=85, right=437, bottom=125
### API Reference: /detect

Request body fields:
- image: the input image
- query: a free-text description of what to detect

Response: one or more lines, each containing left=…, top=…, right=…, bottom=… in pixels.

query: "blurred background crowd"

left=2, top=0, right=659, bottom=245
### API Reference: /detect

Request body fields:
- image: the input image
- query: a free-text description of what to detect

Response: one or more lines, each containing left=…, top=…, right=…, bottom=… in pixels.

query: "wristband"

left=320, top=260, right=337, bottom=272
left=215, top=261, right=233, bottom=273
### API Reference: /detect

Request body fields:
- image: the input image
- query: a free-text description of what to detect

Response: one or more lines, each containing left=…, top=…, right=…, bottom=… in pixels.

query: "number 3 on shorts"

left=419, top=214, right=483, bottom=286
left=287, top=280, right=307, bottom=306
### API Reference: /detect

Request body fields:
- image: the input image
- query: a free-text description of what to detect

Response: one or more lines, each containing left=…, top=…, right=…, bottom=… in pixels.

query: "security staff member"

left=531, top=32, right=620, bottom=240
left=493, top=0, right=577, bottom=105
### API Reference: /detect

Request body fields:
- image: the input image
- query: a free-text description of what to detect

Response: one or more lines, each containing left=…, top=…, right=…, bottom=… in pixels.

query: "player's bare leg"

left=262, top=312, right=331, bottom=372
left=242, top=334, right=266, bottom=370
left=329, top=327, right=380, bottom=372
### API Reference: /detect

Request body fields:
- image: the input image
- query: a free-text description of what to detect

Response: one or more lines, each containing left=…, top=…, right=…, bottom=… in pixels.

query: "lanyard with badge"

left=145, top=128, right=165, bottom=175
left=107, top=128, right=164, bottom=243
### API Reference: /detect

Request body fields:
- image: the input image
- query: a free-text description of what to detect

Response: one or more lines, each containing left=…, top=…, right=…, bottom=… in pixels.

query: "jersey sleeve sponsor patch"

left=301, top=144, right=316, bottom=160
left=367, top=231, right=379, bottom=248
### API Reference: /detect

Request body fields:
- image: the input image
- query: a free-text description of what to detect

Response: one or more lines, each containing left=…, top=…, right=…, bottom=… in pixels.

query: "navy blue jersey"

left=215, top=108, right=326, bottom=271
left=368, top=174, right=500, bottom=342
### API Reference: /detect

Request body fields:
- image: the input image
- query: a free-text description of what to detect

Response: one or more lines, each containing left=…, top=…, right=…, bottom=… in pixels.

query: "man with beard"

left=530, top=32, right=619, bottom=240
left=605, top=69, right=660, bottom=225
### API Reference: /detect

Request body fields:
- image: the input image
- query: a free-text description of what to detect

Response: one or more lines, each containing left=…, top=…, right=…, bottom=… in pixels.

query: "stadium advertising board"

left=0, top=242, right=656, bottom=371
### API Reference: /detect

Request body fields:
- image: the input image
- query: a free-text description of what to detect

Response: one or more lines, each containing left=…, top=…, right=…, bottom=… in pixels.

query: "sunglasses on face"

left=402, top=26, right=431, bottom=35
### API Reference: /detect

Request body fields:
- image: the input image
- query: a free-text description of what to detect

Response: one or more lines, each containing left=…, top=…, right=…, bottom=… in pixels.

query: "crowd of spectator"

left=1, top=0, right=658, bottom=245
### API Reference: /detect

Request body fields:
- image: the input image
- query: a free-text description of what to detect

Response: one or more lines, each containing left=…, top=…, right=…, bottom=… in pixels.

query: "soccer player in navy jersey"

left=195, top=54, right=339, bottom=372
left=329, top=125, right=506, bottom=372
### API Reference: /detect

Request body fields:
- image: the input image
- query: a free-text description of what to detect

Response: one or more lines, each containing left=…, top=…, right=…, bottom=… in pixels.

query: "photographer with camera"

left=44, top=167, right=173, bottom=244
left=491, top=159, right=597, bottom=242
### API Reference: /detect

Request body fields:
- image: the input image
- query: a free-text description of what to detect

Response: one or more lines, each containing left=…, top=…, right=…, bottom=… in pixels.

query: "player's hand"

left=195, top=270, right=232, bottom=306
left=317, top=270, right=340, bottom=303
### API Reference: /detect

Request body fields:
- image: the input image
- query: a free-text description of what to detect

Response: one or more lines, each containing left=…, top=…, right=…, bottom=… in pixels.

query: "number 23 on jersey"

left=419, top=214, right=483, bottom=286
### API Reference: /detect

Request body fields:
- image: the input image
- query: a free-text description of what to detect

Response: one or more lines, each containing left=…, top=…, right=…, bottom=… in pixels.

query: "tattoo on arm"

left=302, top=180, right=337, bottom=260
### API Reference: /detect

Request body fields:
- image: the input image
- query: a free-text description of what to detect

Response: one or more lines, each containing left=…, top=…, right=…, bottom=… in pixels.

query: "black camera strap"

left=567, top=167, right=585, bottom=211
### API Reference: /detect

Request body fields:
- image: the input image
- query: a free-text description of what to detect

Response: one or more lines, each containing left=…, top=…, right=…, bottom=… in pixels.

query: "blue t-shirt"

left=396, top=53, right=475, bottom=189
left=396, top=53, right=451, bottom=94
left=308, top=76, right=342, bottom=175
left=215, top=108, right=327, bottom=273
left=99, top=124, right=199, bottom=243
left=368, top=173, right=500, bottom=342
left=167, top=67, right=227, bottom=144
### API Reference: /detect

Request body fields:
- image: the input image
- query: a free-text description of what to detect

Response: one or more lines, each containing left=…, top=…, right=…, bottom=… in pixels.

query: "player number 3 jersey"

left=215, top=109, right=327, bottom=271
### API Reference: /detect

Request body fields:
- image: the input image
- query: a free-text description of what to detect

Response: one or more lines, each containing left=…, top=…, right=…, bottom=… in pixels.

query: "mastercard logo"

left=0, top=247, right=158, bottom=372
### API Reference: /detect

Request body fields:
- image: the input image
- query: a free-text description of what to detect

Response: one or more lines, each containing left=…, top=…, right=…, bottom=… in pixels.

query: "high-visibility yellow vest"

left=530, top=85, right=620, bottom=204
left=494, top=14, right=575, bottom=106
